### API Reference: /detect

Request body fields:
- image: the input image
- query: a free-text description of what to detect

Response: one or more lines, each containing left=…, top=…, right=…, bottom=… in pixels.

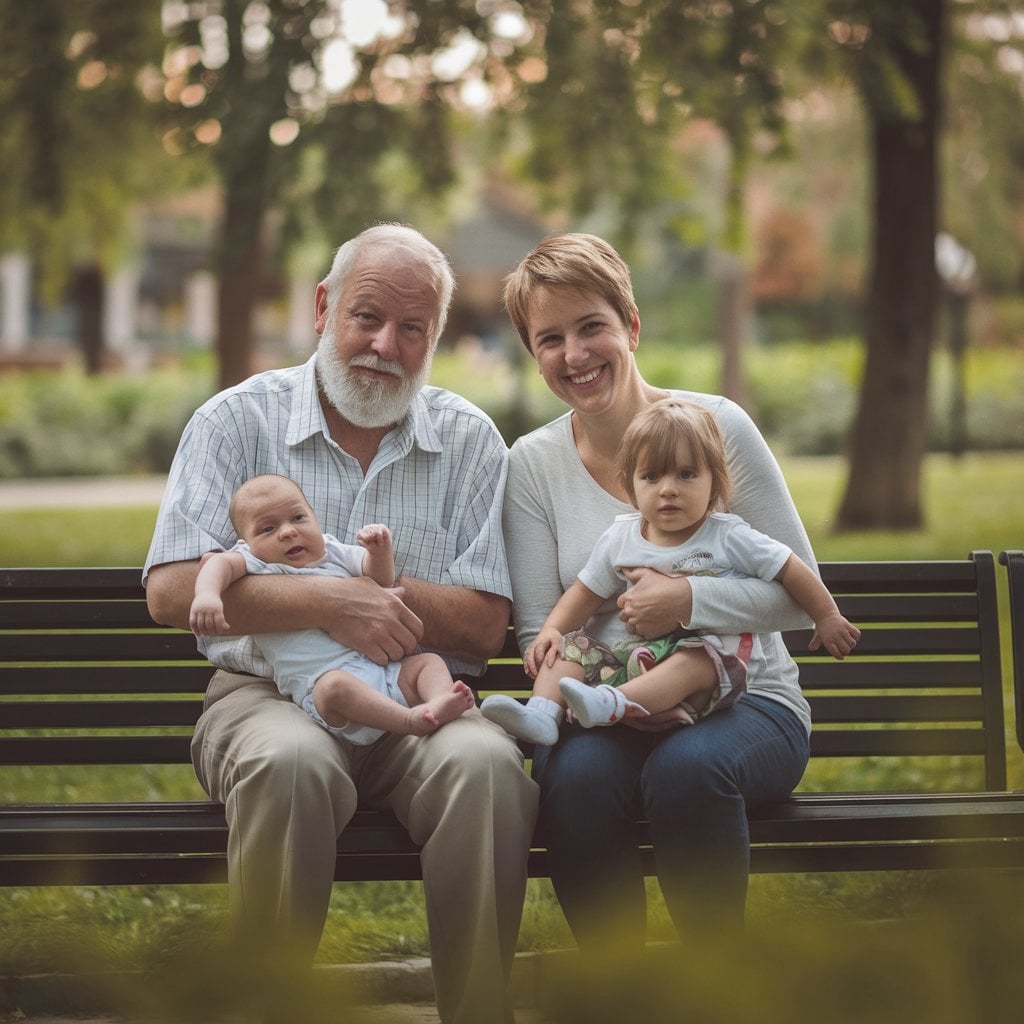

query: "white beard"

left=316, top=317, right=432, bottom=429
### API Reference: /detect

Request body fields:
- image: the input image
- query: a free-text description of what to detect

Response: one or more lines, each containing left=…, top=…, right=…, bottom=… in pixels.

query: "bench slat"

left=1, top=699, right=203, bottom=729
left=2, top=633, right=204, bottom=662
left=0, top=735, right=192, bottom=765
left=0, top=665, right=213, bottom=695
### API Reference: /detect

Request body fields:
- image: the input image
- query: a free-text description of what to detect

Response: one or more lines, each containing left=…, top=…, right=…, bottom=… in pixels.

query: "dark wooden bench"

left=3, top=551, right=1024, bottom=887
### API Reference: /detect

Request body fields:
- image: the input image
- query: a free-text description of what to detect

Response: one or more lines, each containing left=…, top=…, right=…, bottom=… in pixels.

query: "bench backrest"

left=0, top=552, right=1008, bottom=791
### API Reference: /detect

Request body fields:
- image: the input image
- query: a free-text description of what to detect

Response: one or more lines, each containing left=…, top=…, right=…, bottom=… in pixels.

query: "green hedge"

left=1, top=339, right=1021, bottom=479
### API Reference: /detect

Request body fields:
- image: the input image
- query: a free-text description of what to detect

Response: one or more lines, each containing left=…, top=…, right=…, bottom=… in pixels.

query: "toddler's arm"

left=776, top=554, right=861, bottom=659
left=524, top=579, right=605, bottom=676
left=189, top=550, right=249, bottom=635
left=356, top=523, right=396, bottom=589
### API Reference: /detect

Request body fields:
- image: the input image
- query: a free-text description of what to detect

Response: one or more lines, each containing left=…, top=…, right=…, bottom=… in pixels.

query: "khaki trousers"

left=191, top=670, right=539, bottom=1024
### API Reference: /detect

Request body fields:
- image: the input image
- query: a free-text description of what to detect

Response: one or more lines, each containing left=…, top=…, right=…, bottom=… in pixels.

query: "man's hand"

left=618, top=567, right=692, bottom=639
left=321, top=575, right=424, bottom=665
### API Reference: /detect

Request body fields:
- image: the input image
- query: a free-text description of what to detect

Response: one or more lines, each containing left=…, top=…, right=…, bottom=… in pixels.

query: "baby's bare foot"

left=428, top=680, right=475, bottom=727
left=406, top=704, right=441, bottom=736
left=405, top=681, right=475, bottom=736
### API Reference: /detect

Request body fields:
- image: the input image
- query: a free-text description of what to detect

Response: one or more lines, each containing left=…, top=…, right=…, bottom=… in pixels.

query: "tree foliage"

left=0, top=1, right=171, bottom=321
left=161, top=0, right=537, bottom=388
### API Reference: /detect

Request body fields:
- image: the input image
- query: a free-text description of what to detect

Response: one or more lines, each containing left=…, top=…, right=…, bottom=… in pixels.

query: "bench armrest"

left=1000, top=550, right=1024, bottom=754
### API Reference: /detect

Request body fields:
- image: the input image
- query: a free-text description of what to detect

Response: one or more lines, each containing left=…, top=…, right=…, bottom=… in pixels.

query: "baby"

left=190, top=474, right=474, bottom=743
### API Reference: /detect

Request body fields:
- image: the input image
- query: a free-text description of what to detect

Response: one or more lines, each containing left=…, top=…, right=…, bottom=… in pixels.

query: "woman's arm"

left=692, top=399, right=815, bottom=634
left=502, top=442, right=569, bottom=654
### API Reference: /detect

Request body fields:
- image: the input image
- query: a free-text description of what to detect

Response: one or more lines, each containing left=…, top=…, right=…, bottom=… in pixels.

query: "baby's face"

left=237, top=483, right=326, bottom=567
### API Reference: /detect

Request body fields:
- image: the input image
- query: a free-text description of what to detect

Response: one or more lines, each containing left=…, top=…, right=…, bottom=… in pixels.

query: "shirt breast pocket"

left=394, top=522, right=459, bottom=581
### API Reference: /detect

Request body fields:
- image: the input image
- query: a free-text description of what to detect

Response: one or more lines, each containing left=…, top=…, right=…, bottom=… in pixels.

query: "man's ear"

left=314, top=282, right=329, bottom=334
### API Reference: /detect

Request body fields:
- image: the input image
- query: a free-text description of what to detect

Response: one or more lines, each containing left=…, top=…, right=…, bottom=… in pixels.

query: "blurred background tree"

left=161, top=0, right=538, bottom=388
left=0, top=0, right=186, bottom=373
left=0, top=0, right=1021, bottom=530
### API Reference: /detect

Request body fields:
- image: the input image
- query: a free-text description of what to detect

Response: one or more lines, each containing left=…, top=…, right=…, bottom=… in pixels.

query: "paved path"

left=0, top=475, right=168, bottom=509
left=3, top=1004, right=555, bottom=1023
left=3, top=1010, right=554, bottom=1023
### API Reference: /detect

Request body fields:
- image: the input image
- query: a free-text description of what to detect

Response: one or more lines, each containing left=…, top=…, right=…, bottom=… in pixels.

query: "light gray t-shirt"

left=502, top=391, right=813, bottom=733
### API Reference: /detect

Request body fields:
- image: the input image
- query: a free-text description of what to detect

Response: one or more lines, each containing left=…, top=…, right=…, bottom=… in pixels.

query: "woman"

left=501, top=232, right=813, bottom=955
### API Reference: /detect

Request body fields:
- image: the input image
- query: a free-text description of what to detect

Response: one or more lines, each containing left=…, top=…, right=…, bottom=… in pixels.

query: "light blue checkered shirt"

left=144, top=355, right=511, bottom=677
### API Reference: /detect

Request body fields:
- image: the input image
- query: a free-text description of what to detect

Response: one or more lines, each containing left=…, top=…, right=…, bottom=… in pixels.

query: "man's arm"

left=147, top=559, right=424, bottom=665
left=397, top=574, right=510, bottom=662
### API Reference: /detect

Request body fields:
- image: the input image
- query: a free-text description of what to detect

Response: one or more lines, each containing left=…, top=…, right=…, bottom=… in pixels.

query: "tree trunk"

left=718, top=258, right=751, bottom=411
left=73, top=263, right=105, bottom=376
left=216, top=189, right=264, bottom=390
left=214, top=140, right=272, bottom=390
left=835, top=0, right=944, bottom=531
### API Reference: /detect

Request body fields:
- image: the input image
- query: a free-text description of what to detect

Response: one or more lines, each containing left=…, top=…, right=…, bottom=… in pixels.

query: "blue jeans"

left=531, top=694, right=809, bottom=954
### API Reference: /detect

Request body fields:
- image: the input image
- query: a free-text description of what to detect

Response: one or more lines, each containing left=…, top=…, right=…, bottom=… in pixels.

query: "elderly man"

left=144, top=224, right=538, bottom=1024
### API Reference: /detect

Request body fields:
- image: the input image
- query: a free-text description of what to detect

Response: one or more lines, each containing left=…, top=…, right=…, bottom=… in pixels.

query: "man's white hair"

left=320, top=223, right=456, bottom=347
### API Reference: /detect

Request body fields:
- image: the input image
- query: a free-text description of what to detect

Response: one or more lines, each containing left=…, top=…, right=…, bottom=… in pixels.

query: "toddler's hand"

left=808, top=613, right=861, bottom=660
left=524, top=627, right=562, bottom=677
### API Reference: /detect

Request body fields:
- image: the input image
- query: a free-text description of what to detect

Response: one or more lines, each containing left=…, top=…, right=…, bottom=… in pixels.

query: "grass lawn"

left=1, top=451, right=1023, bottom=978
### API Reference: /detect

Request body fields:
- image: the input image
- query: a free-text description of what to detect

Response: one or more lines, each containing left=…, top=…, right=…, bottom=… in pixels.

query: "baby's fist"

left=356, top=523, right=392, bottom=548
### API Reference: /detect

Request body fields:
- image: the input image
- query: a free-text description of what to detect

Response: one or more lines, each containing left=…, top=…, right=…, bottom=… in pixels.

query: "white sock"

left=480, top=693, right=563, bottom=745
left=525, top=695, right=564, bottom=721
left=559, top=678, right=649, bottom=729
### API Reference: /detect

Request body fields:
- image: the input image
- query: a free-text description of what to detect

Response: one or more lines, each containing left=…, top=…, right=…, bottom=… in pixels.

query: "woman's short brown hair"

left=617, top=398, right=732, bottom=513
left=502, top=233, right=636, bottom=351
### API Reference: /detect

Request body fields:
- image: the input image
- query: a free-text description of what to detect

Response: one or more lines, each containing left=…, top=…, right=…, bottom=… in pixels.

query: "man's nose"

left=371, top=321, right=400, bottom=361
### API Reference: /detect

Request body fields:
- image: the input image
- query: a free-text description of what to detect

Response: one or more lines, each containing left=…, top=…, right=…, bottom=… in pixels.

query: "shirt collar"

left=285, top=355, right=328, bottom=446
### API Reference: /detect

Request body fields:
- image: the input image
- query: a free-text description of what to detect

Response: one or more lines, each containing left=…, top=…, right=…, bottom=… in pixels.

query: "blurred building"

left=0, top=184, right=547, bottom=372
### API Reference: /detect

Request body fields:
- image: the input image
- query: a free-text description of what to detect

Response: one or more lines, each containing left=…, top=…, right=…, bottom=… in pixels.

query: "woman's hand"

left=618, top=567, right=693, bottom=639
left=621, top=706, right=693, bottom=732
